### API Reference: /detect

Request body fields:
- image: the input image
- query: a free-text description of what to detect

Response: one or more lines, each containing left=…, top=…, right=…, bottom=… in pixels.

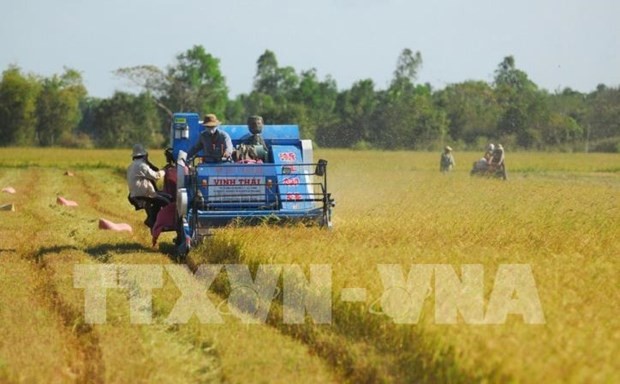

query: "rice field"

left=0, top=147, right=618, bottom=383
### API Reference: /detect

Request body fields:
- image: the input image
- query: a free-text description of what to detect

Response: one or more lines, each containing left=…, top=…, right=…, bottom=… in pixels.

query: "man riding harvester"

left=138, top=112, right=335, bottom=257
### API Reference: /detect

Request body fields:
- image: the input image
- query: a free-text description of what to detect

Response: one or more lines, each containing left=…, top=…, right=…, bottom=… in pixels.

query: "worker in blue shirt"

left=187, top=113, right=233, bottom=163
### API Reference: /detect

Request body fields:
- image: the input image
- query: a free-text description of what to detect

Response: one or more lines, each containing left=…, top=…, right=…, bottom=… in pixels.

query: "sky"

left=1, top=0, right=619, bottom=99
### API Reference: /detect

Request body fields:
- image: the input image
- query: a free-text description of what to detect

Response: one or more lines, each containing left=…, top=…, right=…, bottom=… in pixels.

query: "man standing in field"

left=440, top=146, right=456, bottom=173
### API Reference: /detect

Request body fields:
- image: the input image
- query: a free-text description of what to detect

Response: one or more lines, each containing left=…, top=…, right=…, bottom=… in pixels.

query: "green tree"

left=224, top=97, right=246, bottom=125
left=238, top=91, right=277, bottom=120
left=0, top=66, right=40, bottom=146
left=77, top=97, right=102, bottom=140
left=389, top=48, right=423, bottom=98
left=543, top=88, right=585, bottom=149
left=493, top=56, right=549, bottom=148
left=289, top=69, right=338, bottom=139
left=114, top=45, right=229, bottom=119
left=253, top=50, right=299, bottom=98
left=374, top=85, right=447, bottom=150
left=542, top=112, right=582, bottom=147
left=113, top=65, right=173, bottom=118
left=253, top=50, right=279, bottom=96
left=248, top=51, right=338, bottom=140
left=164, top=45, right=229, bottom=116
left=372, top=49, right=446, bottom=149
left=317, top=79, right=377, bottom=147
left=91, top=92, right=161, bottom=148
left=587, top=85, right=620, bottom=140
left=433, top=81, right=501, bottom=146
left=35, top=68, right=87, bottom=146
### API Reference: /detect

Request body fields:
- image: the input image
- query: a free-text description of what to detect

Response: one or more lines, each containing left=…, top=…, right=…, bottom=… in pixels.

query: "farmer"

left=162, top=147, right=177, bottom=197
left=440, top=146, right=455, bottom=173
left=489, top=143, right=507, bottom=180
left=233, top=115, right=268, bottom=162
left=244, top=115, right=267, bottom=148
left=490, top=144, right=505, bottom=167
left=126, top=144, right=172, bottom=228
left=485, top=143, right=495, bottom=159
left=187, top=113, right=233, bottom=163
left=150, top=147, right=181, bottom=246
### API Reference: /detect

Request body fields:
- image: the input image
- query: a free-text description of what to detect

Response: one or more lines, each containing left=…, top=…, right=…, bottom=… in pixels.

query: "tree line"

left=1, top=45, right=618, bottom=152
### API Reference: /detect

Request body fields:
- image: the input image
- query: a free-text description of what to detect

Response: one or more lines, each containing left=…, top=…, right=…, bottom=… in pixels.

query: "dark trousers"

left=129, top=192, right=173, bottom=228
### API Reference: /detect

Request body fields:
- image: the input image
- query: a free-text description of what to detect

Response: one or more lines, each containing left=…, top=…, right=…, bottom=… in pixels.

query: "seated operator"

left=244, top=115, right=267, bottom=149
left=233, top=115, right=269, bottom=162
left=187, top=113, right=233, bottom=163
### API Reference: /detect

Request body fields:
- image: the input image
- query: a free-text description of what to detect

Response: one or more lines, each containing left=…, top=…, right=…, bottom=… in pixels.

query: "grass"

left=0, top=147, right=618, bottom=383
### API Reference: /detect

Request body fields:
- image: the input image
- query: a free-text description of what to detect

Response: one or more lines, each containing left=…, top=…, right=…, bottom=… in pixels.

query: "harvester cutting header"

left=167, top=112, right=334, bottom=255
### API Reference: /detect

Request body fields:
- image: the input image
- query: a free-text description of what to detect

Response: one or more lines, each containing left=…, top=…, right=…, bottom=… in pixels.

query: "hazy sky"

left=1, top=0, right=618, bottom=98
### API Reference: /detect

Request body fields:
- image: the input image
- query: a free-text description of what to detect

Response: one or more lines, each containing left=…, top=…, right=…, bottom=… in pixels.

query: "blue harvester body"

left=170, top=113, right=333, bottom=251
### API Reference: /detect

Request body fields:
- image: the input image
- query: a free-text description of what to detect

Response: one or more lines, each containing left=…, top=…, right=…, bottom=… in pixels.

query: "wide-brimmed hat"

left=132, top=143, right=147, bottom=158
left=445, top=146, right=452, bottom=152
left=200, top=114, right=221, bottom=127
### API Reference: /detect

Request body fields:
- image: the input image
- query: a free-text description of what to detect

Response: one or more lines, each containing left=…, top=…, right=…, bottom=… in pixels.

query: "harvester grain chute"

left=168, top=113, right=334, bottom=256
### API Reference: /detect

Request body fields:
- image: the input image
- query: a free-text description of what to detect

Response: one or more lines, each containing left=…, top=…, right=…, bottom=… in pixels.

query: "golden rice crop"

left=191, top=149, right=619, bottom=383
left=0, top=147, right=618, bottom=383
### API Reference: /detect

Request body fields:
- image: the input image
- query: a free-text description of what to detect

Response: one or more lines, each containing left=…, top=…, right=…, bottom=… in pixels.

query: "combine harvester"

left=169, top=113, right=335, bottom=256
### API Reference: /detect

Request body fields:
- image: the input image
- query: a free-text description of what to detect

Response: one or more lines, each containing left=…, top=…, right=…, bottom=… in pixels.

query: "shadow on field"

left=31, top=245, right=80, bottom=262
left=85, top=242, right=157, bottom=262
left=31, top=242, right=157, bottom=263
left=156, top=242, right=184, bottom=263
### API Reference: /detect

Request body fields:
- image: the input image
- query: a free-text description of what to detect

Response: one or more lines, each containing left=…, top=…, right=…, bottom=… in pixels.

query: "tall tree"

left=389, top=48, right=423, bottom=98
left=35, top=68, right=87, bottom=146
left=164, top=45, right=229, bottom=116
left=115, top=46, right=229, bottom=119
left=493, top=56, right=549, bottom=148
left=253, top=50, right=279, bottom=96
left=373, top=49, right=446, bottom=149
left=0, top=66, right=40, bottom=146
left=113, top=65, right=172, bottom=117
left=393, top=49, right=423, bottom=83
left=253, top=50, right=300, bottom=99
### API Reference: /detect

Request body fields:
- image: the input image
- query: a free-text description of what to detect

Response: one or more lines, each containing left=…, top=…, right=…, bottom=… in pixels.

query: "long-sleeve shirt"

left=440, top=152, right=455, bottom=171
left=187, top=129, right=233, bottom=162
left=127, top=158, right=164, bottom=198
